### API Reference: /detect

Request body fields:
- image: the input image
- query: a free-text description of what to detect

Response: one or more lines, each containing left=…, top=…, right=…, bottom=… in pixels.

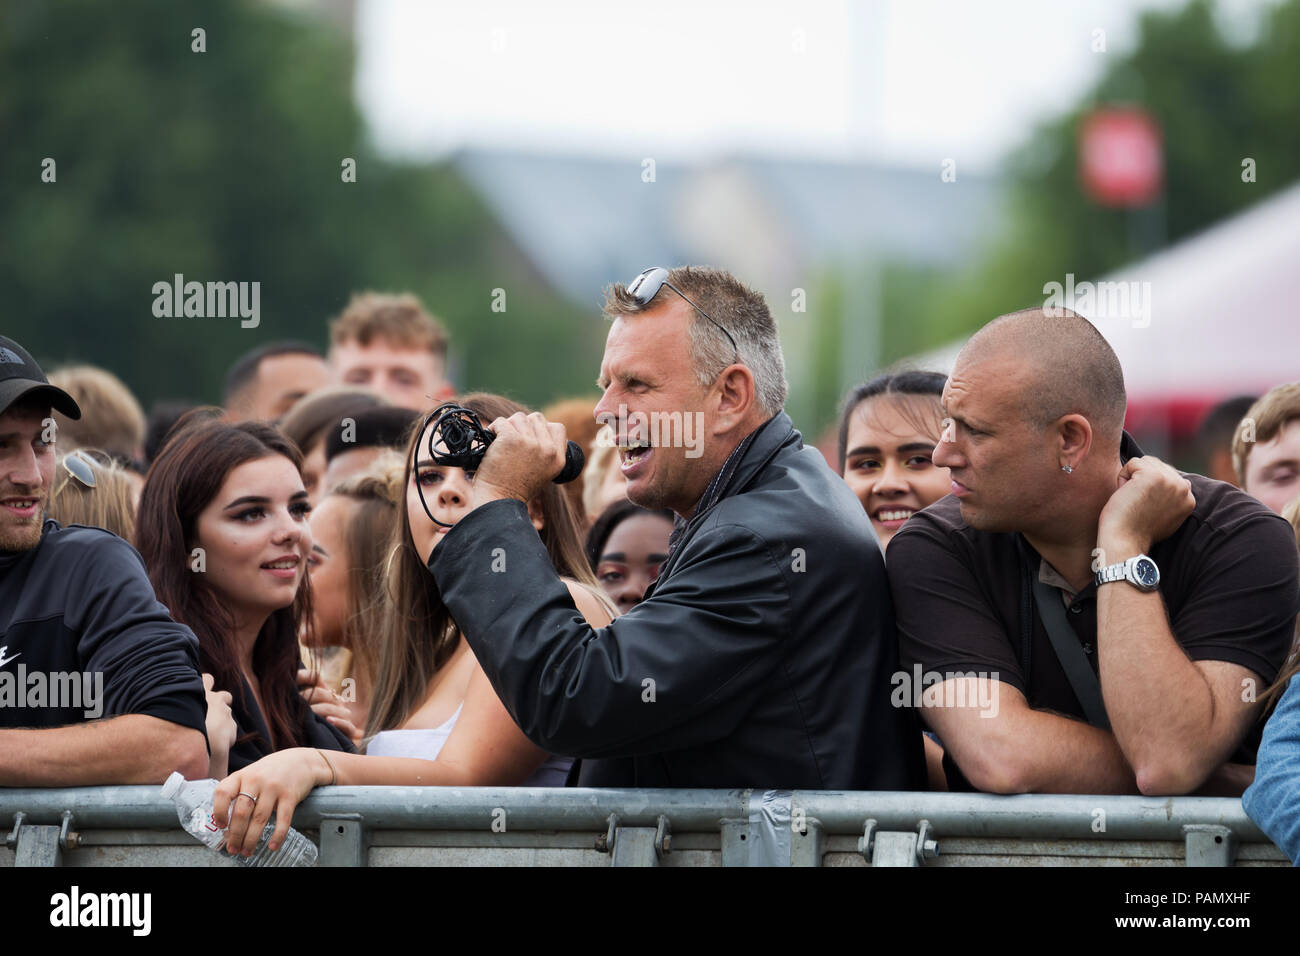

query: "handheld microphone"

left=415, top=404, right=585, bottom=528
left=553, top=440, right=586, bottom=484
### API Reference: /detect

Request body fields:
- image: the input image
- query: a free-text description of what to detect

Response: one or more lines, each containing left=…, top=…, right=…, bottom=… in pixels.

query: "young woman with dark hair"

left=838, top=370, right=952, bottom=551
left=134, top=412, right=354, bottom=780
left=584, top=498, right=674, bottom=615
left=212, top=394, right=614, bottom=857
left=838, top=371, right=952, bottom=791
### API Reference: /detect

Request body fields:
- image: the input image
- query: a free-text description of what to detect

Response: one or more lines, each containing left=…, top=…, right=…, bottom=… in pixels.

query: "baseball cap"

left=0, top=335, right=82, bottom=419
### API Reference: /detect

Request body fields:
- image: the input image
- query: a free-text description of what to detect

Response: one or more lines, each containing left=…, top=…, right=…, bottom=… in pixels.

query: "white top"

left=366, top=702, right=573, bottom=787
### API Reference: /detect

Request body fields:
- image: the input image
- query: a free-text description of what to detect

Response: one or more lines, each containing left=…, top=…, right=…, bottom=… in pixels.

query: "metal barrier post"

left=319, top=813, right=366, bottom=867
left=871, top=830, right=921, bottom=867
left=858, top=818, right=938, bottom=867
left=790, top=817, right=824, bottom=867
left=1183, top=824, right=1239, bottom=867
left=605, top=813, right=670, bottom=866
left=610, top=828, right=659, bottom=866
left=6, top=810, right=77, bottom=867
left=719, top=818, right=750, bottom=866
left=14, top=826, right=62, bottom=867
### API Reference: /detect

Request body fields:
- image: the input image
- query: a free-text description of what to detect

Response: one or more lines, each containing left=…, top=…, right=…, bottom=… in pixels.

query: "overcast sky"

left=355, top=0, right=1277, bottom=172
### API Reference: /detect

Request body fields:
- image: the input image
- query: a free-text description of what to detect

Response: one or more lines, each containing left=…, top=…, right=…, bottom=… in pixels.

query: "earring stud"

left=1061, top=464, right=1073, bottom=474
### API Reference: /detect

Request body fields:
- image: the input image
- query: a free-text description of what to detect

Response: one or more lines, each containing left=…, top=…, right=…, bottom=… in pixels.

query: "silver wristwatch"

left=1094, top=554, right=1160, bottom=592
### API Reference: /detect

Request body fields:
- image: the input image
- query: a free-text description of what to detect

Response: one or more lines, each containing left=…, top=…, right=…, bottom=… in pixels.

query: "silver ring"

left=236, top=792, right=258, bottom=805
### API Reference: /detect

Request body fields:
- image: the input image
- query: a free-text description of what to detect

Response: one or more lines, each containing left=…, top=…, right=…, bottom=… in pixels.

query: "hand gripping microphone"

left=414, top=403, right=585, bottom=528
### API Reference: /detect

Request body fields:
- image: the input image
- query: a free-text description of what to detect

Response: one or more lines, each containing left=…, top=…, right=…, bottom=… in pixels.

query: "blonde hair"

left=46, top=450, right=137, bottom=541
left=1233, top=382, right=1300, bottom=486
left=48, top=365, right=145, bottom=465
left=329, top=292, right=449, bottom=358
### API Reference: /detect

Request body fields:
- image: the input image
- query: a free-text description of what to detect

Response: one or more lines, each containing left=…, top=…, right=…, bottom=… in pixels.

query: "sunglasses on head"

left=57, top=450, right=98, bottom=492
left=626, top=267, right=740, bottom=364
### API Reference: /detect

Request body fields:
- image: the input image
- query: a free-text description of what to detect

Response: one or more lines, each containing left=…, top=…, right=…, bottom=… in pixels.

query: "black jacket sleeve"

left=65, top=532, right=208, bottom=739
left=301, top=702, right=357, bottom=753
left=430, top=498, right=793, bottom=760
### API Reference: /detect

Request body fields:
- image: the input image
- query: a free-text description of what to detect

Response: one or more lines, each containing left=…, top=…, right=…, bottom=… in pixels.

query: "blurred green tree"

left=0, top=0, right=601, bottom=411
left=861, top=0, right=1300, bottom=389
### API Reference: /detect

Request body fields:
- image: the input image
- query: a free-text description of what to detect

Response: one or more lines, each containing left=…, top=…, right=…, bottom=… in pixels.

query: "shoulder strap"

left=1030, top=575, right=1111, bottom=731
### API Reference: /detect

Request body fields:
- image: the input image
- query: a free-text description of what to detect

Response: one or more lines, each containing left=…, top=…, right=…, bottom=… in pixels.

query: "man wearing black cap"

left=0, top=335, right=210, bottom=784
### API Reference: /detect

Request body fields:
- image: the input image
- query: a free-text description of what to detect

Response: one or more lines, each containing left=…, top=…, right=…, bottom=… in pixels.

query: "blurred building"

left=455, top=147, right=1004, bottom=428
left=453, top=147, right=1002, bottom=307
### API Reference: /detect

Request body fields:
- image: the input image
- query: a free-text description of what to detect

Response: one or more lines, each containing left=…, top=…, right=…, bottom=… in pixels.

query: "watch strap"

left=1095, top=562, right=1127, bottom=585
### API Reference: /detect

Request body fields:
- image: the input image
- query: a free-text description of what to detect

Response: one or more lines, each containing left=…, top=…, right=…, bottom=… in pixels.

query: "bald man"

left=887, top=308, right=1299, bottom=796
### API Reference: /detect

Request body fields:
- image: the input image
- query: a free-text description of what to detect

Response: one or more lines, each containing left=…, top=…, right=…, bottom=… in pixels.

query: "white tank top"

left=365, top=703, right=572, bottom=787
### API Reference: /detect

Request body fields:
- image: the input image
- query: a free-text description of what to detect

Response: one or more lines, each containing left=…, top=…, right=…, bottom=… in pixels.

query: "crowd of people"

left=3, top=270, right=1300, bottom=862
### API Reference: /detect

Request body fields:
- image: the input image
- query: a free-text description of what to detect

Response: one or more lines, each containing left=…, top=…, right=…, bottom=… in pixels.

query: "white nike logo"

left=0, top=646, right=20, bottom=668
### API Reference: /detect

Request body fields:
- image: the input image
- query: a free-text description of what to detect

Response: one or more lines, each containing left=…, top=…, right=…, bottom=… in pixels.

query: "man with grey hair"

left=888, top=307, right=1298, bottom=796
left=421, top=265, right=925, bottom=792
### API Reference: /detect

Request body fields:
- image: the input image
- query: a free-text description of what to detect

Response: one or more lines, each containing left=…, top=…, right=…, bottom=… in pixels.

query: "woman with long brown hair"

left=213, top=394, right=614, bottom=857
left=135, top=412, right=354, bottom=780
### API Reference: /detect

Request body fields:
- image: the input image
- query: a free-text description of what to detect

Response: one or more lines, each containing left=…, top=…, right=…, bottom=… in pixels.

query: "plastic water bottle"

left=161, top=772, right=318, bottom=867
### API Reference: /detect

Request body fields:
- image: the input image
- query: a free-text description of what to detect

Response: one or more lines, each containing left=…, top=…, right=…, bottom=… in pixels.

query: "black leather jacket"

left=429, top=411, right=925, bottom=790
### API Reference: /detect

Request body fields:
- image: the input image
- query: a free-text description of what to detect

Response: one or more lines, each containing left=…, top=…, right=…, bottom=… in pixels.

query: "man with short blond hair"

left=328, top=292, right=453, bottom=410
left=1232, top=382, right=1300, bottom=515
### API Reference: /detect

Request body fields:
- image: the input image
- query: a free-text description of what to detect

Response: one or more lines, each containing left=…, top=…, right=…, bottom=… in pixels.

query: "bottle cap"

left=160, top=771, right=185, bottom=800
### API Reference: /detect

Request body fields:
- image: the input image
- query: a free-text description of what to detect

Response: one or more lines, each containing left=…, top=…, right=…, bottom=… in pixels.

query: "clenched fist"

left=1097, top=455, right=1195, bottom=557
left=471, top=412, right=569, bottom=509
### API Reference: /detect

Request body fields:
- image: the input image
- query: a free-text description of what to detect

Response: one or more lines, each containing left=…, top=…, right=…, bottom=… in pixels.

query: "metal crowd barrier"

left=0, top=787, right=1284, bottom=866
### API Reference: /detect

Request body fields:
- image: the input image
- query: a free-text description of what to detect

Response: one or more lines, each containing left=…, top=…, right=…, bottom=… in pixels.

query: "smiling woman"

left=838, top=371, right=951, bottom=550
left=134, top=411, right=354, bottom=778
left=838, top=370, right=954, bottom=792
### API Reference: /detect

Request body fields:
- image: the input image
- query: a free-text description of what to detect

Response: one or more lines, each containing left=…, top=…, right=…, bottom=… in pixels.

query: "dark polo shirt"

left=887, top=433, right=1300, bottom=791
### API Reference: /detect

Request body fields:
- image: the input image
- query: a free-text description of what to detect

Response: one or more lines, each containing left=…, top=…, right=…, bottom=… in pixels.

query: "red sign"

left=1079, top=108, right=1163, bottom=207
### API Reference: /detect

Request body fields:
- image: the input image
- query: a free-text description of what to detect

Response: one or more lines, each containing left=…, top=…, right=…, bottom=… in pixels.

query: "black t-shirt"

left=0, top=520, right=207, bottom=736
left=887, top=434, right=1300, bottom=791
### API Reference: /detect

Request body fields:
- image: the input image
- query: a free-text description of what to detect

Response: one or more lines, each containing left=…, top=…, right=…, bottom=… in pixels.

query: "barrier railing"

left=0, top=787, right=1283, bottom=866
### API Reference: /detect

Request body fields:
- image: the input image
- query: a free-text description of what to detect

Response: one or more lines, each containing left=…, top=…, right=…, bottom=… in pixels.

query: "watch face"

left=1133, top=557, right=1159, bottom=588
